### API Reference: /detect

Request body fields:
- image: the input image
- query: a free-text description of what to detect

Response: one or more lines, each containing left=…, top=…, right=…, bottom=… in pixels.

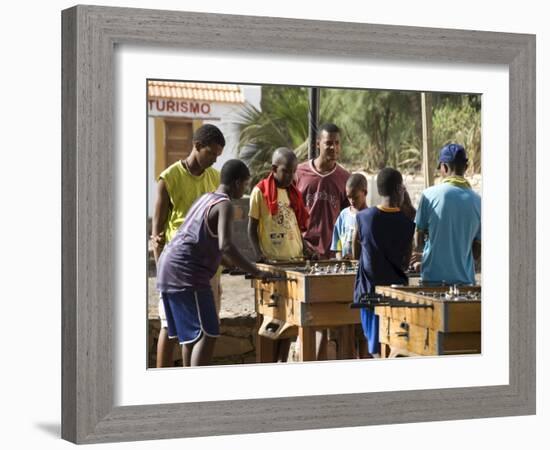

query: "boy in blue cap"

left=413, top=143, right=481, bottom=285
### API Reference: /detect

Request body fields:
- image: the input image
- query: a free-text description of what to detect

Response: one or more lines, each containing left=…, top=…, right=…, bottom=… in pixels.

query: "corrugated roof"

left=148, top=81, right=245, bottom=104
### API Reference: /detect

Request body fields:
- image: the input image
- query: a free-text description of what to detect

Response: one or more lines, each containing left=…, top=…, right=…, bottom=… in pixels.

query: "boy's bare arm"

left=410, top=229, right=426, bottom=267
left=472, top=240, right=481, bottom=261
left=403, top=239, right=414, bottom=270
left=415, top=229, right=426, bottom=253
left=151, top=179, right=171, bottom=263
left=401, top=190, right=416, bottom=221
left=247, top=217, right=265, bottom=262
left=302, top=237, right=318, bottom=260
left=351, top=227, right=361, bottom=260
left=217, top=201, right=261, bottom=276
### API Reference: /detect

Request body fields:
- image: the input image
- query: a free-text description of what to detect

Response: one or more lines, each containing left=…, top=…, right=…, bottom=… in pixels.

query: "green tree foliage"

left=235, top=86, right=309, bottom=184
left=235, top=85, right=481, bottom=183
left=320, top=89, right=421, bottom=172
left=432, top=95, right=481, bottom=174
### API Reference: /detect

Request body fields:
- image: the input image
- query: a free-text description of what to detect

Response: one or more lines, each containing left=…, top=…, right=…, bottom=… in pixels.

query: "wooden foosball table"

left=371, top=285, right=481, bottom=357
left=252, top=261, right=360, bottom=362
left=248, top=260, right=481, bottom=361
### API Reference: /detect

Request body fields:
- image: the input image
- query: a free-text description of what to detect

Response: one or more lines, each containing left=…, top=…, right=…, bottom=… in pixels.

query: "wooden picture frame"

left=61, top=5, right=536, bottom=444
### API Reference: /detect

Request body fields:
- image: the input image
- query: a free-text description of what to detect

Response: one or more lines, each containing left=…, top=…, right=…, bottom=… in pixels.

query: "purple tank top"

left=156, top=192, right=229, bottom=292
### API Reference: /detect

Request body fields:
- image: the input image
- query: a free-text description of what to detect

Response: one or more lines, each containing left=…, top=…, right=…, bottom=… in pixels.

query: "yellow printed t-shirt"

left=159, top=161, right=220, bottom=242
left=248, top=186, right=303, bottom=260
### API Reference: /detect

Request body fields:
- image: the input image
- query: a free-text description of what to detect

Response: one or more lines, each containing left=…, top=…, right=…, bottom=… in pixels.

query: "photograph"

left=146, top=80, right=482, bottom=368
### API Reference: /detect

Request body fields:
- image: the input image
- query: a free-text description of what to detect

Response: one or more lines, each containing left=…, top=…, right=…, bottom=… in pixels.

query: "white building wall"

left=147, top=116, right=156, bottom=218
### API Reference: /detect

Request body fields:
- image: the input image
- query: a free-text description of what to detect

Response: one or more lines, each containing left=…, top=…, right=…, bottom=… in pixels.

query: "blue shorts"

left=161, top=288, right=220, bottom=344
left=360, top=309, right=380, bottom=355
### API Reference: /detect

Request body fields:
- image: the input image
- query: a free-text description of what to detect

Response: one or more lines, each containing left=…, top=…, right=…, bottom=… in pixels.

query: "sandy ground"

left=148, top=274, right=255, bottom=319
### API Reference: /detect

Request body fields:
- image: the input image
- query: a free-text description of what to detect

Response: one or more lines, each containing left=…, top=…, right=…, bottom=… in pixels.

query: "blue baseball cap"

left=438, top=143, right=468, bottom=165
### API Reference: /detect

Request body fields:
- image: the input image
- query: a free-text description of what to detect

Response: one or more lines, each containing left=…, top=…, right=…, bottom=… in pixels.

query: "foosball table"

left=246, top=260, right=481, bottom=361
left=365, top=285, right=482, bottom=357
left=251, top=260, right=360, bottom=362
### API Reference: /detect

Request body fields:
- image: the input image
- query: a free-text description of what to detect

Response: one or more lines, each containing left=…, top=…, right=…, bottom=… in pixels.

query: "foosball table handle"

left=221, top=268, right=248, bottom=276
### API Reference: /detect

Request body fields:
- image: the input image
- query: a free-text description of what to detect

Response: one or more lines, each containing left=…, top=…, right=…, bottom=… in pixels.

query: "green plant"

left=235, top=85, right=481, bottom=185
left=432, top=96, right=481, bottom=175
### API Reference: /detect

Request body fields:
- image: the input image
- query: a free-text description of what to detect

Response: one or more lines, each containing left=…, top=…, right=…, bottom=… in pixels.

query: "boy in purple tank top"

left=157, top=160, right=270, bottom=367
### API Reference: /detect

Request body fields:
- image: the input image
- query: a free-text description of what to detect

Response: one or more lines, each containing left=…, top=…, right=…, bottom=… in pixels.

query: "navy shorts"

left=360, top=309, right=380, bottom=355
left=161, top=288, right=220, bottom=344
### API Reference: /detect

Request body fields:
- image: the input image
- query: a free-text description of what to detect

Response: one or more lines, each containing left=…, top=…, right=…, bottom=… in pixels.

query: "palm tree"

left=235, top=86, right=310, bottom=184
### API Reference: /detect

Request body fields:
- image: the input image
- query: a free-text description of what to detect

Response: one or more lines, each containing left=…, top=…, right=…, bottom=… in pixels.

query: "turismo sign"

left=148, top=99, right=213, bottom=117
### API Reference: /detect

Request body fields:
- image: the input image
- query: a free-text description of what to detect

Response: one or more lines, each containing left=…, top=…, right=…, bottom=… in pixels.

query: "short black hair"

left=346, top=173, right=368, bottom=192
left=272, top=147, right=297, bottom=166
left=377, top=167, right=403, bottom=196
left=193, top=124, right=226, bottom=148
left=220, top=159, right=250, bottom=185
left=317, top=123, right=340, bottom=138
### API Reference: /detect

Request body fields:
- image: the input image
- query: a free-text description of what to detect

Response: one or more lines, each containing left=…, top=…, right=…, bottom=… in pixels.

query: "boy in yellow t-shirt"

left=248, top=147, right=311, bottom=361
left=248, top=148, right=310, bottom=262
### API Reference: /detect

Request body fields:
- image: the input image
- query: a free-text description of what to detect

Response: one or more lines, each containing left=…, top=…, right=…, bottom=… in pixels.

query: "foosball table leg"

left=255, top=314, right=277, bottom=363
left=336, top=325, right=355, bottom=360
left=299, top=326, right=317, bottom=362
left=388, top=346, right=404, bottom=358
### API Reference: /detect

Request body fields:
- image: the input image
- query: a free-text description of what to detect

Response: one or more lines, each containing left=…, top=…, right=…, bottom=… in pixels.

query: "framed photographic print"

left=144, top=80, right=485, bottom=370
left=61, top=5, right=535, bottom=444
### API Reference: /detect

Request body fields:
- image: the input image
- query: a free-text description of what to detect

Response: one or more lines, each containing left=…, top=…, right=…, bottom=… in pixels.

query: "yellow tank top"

left=159, top=161, right=220, bottom=242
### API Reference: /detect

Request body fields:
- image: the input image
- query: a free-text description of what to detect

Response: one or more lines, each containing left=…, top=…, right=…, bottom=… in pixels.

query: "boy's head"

left=191, top=124, right=226, bottom=170
left=377, top=167, right=405, bottom=205
left=438, top=143, right=468, bottom=176
left=271, top=147, right=298, bottom=188
left=316, top=123, right=341, bottom=163
left=346, top=173, right=368, bottom=210
left=220, top=159, right=250, bottom=199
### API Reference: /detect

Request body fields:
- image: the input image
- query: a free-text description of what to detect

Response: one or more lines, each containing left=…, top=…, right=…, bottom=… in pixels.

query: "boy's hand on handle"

left=409, top=251, right=422, bottom=265
left=255, top=253, right=267, bottom=263
left=409, top=252, right=422, bottom=272
left=303, top=241, right=319, bottom=260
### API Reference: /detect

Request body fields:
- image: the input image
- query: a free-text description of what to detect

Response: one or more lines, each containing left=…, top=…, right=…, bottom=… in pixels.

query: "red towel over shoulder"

left=256, top=173, right=309, bottom=232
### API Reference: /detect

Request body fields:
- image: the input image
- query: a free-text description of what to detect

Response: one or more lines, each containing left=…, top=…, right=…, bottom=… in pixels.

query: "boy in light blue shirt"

left=414, top=143, right=481, bottom=285
left=331, top=173, right=369, bottom=358
left=331, top=173, right=368, bottom=259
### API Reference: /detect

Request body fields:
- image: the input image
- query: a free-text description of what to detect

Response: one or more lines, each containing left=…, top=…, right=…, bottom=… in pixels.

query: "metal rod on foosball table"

left=349, top=293, right=434, bottom=310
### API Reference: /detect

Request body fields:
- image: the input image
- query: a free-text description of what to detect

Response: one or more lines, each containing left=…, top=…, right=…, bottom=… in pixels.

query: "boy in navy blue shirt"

left=352, top=168, right=415, bottom=357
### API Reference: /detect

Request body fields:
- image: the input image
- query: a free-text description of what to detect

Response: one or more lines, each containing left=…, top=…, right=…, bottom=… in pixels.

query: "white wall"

left=242, top=84, right=262, bottom=110
left=0, top=1, right=546, bottom=450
